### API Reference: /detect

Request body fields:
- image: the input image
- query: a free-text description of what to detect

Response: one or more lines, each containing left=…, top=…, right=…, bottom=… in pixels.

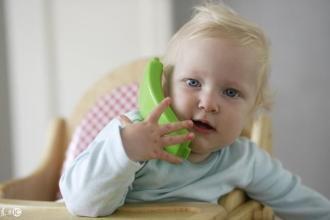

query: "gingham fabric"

left=62, top=82, right=139, bottom=175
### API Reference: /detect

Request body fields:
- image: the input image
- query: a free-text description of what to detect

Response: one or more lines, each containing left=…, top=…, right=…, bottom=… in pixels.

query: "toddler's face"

left=166, top=37, right=259, bottom=162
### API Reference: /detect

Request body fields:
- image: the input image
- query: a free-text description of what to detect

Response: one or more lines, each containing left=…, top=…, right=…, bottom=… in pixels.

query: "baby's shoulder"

left=219, top=138, right=269, bottom=167
left=226, top=138, right=273, bottom=169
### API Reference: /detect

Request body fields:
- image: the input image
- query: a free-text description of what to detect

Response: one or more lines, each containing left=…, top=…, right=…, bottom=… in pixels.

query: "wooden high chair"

left=0, top=58, right=274, bottom=220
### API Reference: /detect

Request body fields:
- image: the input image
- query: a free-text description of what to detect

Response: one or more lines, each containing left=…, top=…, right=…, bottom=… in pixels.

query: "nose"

left=198, top=91, right=219, bottom=113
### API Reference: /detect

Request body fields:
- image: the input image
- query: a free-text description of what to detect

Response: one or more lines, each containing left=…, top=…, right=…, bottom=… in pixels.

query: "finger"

left=119, top=115, right=133, bottom=126
left=147, top=97, right=171, bottom=123
left=159, top=120, right=193, bottom=136
left=161, top=132, right=194, bottom=146
left=156, top=150, right=183, bottom=164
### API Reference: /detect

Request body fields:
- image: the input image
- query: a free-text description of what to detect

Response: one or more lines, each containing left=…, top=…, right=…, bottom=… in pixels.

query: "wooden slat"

left=0, top=199, right=227, bottom=220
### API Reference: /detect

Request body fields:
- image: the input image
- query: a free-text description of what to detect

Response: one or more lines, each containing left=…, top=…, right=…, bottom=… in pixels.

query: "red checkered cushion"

left=62, top=82, right=139, bottom=174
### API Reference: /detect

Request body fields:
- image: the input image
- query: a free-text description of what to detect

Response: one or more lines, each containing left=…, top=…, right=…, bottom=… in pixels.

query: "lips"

left=192, top=119, right=216, bottom=133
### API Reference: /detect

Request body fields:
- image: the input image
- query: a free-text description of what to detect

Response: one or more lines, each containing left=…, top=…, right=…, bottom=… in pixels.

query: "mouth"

left=192, top=119, right=216, bottom=133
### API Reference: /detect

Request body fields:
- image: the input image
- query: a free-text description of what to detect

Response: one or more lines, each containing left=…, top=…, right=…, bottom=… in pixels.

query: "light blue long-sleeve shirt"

left=59, top=110, right=330, bottom=219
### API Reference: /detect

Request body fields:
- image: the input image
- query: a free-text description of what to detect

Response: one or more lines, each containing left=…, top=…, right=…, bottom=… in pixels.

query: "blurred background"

left=0, top=0, right=329, bottom=199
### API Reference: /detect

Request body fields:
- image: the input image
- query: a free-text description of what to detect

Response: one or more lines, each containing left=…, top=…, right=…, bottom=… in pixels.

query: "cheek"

left=235, top=111, right=253, bottom=136
left=173, top=93, right=190, bottom=107
left=170, top=91, right=194, bottom=119
left=221, top=106, right=249, bottom=133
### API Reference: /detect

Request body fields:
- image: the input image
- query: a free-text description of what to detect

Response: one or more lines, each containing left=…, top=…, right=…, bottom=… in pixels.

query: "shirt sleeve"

left=245, top=143, right=330, bottom=220
left=59, top=112, right=143, bottom=217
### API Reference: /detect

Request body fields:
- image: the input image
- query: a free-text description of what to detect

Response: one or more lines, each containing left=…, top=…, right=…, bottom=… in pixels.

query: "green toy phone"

left=138, top=57, right=191, bottom=159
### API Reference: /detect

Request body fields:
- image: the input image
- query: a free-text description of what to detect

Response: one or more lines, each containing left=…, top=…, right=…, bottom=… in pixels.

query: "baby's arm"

left=59, top=98, right=193, bottom=217
left=246, top=144, right=330, bottom=220
left=59, top=115, right=142, bottom=217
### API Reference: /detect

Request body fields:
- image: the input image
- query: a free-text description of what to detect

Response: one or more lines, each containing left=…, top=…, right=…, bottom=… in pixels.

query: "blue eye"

left=186, top=79, right=201, bottom=87
left=224, top=88, right=239, bottom=98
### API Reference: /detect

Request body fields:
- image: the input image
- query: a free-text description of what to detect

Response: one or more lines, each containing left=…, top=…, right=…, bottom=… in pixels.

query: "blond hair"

left=163, top=3, right=272, bottom=111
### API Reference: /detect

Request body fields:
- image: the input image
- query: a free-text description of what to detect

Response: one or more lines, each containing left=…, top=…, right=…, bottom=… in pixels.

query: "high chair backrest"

left=62, top=57, right=272, bottom=176
left=67, top=58, right=148, bottom=137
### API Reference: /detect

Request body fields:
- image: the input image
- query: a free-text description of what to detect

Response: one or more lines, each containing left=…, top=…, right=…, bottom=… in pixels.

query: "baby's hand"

left=119, top=97, right=194, bottom=164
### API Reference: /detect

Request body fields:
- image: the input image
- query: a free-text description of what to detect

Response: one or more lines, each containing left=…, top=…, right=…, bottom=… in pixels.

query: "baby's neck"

left=188, top=152, right=211, bottom=163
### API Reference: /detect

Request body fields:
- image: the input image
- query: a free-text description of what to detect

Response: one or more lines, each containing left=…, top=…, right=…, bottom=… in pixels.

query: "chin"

left=190, top=141, right=219, bottom=153
left=188, top=152, right=210, bottom=163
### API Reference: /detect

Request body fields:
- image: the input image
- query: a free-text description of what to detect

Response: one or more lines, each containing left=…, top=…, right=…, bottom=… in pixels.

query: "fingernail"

left=188, top=132, right=194, bottom=140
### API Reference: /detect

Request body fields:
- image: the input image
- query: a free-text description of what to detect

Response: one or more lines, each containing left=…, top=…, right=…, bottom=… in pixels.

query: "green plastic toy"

left=138, top=57, right=191, bottom=159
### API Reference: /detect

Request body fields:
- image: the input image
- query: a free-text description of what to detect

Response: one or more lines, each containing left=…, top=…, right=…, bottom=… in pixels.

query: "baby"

left=60, top=3, right=330, bottom=219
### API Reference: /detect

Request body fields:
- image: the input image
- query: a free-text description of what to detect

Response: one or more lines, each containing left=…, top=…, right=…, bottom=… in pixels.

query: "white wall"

left=0, top=0, right=12, bottom=181
left=4, top=0, right=173, bottom=177
left=52, top=0, right=173, bottom=116
left=5, top=0, right=53, bottom=178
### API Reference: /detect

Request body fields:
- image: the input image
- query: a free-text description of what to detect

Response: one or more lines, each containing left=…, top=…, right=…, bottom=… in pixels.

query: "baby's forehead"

left=180, top=36, right=259, bottom=60
left=179, top=38, right=259, bottom=68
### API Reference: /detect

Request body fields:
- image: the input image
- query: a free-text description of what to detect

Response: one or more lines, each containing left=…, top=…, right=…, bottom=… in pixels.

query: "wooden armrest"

left=0, top=199, right=227, bottom=220
left=253, top=206, right=274, bottom=220
left=226, top=201, right=275, bottom=220
left=218, top=189, right=247, bottom=212
left=218, top=189, right=275, bottom=220
left=0, top=118, right=67, bottom=201
left=0, top=172, right=49, bottom=200
left=226, top=200, right=262, bottom=220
